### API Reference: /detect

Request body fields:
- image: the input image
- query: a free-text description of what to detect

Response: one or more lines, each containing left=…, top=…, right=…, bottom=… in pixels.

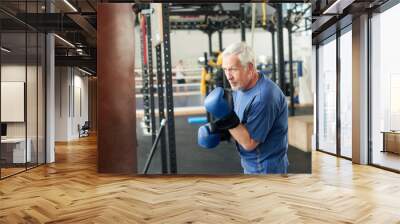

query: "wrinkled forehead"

left=222, top=54, right=242, bottom=68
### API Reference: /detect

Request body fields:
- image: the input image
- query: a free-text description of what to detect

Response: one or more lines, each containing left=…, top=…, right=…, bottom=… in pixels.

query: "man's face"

left=222, top=54, right=252, bottom=91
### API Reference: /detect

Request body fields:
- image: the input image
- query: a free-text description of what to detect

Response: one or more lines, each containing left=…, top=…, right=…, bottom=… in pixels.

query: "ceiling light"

left=1, top=47, right=11, bottom=53
left=54, top=34, right=75, bottom=48
left=76, top=48, right=85, bottom=55
left=322, top=0, right=354, bottom=15
left=78, top=67, right=93, bottom=76
left=63, top=0, right=78, bottom=12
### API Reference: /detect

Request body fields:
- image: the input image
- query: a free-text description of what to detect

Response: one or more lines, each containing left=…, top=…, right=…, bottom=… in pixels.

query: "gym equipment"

left=200, top=67, right=208, bottom=96
left=188, top=116, right=208, bottom=124
left=143, top=119, right=167, bottom=174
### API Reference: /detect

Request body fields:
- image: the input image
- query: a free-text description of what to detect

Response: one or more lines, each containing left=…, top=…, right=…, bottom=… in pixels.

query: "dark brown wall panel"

left=88, top=77, right=97, bottom=132
left=97, top=3, right=137, bottom=173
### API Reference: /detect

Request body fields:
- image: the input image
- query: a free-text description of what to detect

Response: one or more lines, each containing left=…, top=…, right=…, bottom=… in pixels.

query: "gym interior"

left=0, top=1, right=399, bottom=223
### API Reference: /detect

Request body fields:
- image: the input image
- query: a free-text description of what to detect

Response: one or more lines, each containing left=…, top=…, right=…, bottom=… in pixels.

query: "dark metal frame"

left=36, top=2, right=41, bottom=168
left=143, top=118, right=167, bottom=174
left=240, top=3, right=246, bottom=41
left=218, top=30, right=223, bottom=51
left=146, top=14, right=156, bottom=142
left=139, top=14, right=151, bottom=135
left=336, top=28, right=341, bottom=157
left=162, top=3, right=177, bottom=174
left=367, top=11, right=373, bottom=165
left=276, top=4, right=286, bottom=93
left=24, top=5, right=28, bottom=171
left=44, top=0, right=48, bottom=166
left=204, top=52, right=211, bottom=122
left=155, top=44, right=168, bottom=174
left=315, top=44, right=319, bottom=151
left=287, top=16, right=295, bottom=116
left=208, top=32, right=213, bottom=56
left=171, top=19, right=279, bottom=31
left=271, top=28, right=277, bottom=83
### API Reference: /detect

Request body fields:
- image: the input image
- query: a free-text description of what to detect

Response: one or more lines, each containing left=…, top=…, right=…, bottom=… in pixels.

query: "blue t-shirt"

left=232, top=75, right=288, bottom=171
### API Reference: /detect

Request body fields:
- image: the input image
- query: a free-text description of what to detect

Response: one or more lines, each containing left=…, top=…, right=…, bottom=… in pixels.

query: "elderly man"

left=198, top=42, right=289, bottom=174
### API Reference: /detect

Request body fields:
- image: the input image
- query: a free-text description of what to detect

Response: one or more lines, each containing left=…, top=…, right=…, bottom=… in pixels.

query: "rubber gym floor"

left=136, top=115, right=311, bottom=174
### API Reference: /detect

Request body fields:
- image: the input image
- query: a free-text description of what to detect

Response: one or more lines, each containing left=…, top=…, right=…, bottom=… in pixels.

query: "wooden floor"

left=1, top=167, right=26, bottom=178
left=373, top=151, right=400, bottom=171
left=1, top=136, right=400, bottom=223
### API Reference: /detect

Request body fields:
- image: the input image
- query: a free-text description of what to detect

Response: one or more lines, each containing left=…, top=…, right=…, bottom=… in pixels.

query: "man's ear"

left=247, top=63, right=254, bottom=71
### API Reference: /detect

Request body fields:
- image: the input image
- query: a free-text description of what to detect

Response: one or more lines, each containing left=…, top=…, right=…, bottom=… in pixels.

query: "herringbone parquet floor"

left=1, top=135, right=400, bottom=223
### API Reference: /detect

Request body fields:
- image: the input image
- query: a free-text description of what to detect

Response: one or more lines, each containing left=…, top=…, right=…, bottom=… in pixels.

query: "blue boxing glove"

left=204, top=87, right=240, bottom=131
left=198, top=123, right=221, bottom=149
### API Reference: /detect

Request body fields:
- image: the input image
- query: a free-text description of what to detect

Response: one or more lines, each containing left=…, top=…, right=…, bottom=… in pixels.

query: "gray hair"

left=222, top=42, right=256, bottom=68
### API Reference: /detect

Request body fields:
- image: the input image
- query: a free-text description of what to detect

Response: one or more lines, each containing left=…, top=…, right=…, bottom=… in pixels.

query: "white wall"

left=136, top=28, right=310, bottom=67
left=55, top=67, right=89, bottom=141
left=72, top=73, right=89, bottom=138
left=1, top=64, right=46, bottom=164
left=1, top=65, right=26, bottom=140
left=55, top=67, right=69, bottom=141
left=1, top=65, right=38, bottom=137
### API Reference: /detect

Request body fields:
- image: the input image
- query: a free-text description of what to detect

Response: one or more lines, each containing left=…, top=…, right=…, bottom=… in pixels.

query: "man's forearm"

left=229, top=124, right=259, bottom=151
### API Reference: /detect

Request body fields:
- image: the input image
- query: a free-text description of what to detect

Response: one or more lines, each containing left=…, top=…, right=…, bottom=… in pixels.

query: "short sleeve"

left=244, top=99, right=279, bottom=143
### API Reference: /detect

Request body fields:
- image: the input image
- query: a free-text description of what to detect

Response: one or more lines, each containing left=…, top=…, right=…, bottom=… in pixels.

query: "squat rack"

left=136, top=3, right=176, bottom=174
